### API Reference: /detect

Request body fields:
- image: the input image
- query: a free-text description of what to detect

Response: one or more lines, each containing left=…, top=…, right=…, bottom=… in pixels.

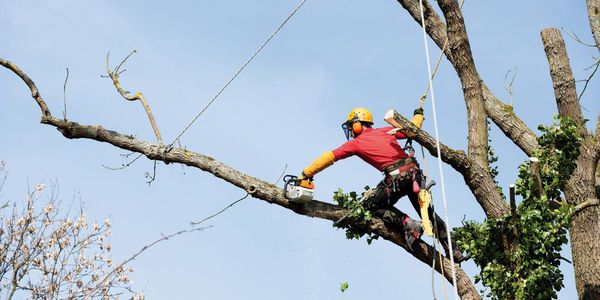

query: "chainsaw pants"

left=365, top=173, right=455, bottom=252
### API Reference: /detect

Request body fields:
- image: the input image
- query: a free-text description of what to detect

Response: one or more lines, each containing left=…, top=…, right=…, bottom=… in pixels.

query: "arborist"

left=299, top=107, right=464, bottom=262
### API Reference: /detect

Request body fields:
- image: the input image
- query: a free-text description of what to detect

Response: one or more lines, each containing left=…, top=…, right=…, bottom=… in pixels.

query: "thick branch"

left=541, top=28, right=587, bottom=137
left=0, top=58, right=51, bottom=118
left=1, top=58, right=479, bottom=299
left=385, top=110, right=509, bottom=218
left=588, top=0, right=600, bottom=52
left=395, top=0, right=539, bottom=156
left=437, top=0, right=489, bottom=167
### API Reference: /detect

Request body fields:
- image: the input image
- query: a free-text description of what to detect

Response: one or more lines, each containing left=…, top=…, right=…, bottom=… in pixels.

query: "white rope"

left=417, top=1, right=459, bottom=299
left=168, top=0, right=308, bottom=148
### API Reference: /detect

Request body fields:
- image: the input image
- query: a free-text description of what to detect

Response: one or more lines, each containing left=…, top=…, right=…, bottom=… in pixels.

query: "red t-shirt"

left=331, top=127, right=409, bottom=171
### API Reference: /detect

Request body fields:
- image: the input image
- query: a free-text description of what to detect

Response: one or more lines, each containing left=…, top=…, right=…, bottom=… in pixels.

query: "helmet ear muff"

left=351, top=122, right=363, bottom=136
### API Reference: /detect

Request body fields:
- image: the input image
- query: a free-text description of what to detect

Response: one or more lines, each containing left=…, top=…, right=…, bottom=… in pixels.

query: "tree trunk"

left=565, top=143, right=600, bottom=300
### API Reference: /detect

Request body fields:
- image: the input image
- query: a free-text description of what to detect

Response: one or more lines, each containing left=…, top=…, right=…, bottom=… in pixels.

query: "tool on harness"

left=283, top=175, right=314, bottom=203
left=419, top=180, right=436, bottom=237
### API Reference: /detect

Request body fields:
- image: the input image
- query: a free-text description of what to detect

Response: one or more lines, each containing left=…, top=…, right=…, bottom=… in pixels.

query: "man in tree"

left=300, top=107, right=465, bottom=262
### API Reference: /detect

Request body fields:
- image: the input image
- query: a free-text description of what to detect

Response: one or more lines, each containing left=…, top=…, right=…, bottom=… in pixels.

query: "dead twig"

left=105, top=51, right=164, bottom=146
left=504, top=67, right=517, bottom=106
left=95, top=225, right=211, bottom=291
left=274, top=164, right=288, bottom=185
left=560, top=27, right=597, bottom=47
left=63, top=67, right=69, bottom=120
left=102, top=153, right=144, bottom=171
left=577, top=58, right=600, bottom=102
left=190, top=193, right=249, bottom=226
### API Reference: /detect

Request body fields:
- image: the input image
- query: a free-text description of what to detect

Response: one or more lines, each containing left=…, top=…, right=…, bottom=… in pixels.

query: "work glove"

left=298, top=172, right=306, bottom=180
left=413, top=107, right=424, bottom=115
left=298, top=171, right=312, bottom=180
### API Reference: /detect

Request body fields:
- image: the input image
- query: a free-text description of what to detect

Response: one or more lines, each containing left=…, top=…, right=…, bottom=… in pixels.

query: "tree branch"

left=385, top=110, right=509, bottom=218
left=0, top=58, right=479, bottom=298
left=541, top=28, right=587, bottom=137
left=395, top=0, right=539, bottom=157
left=436, top=0, right=489, bottom=168
left=574, top=198, right=600, bottom=214
left=105, top=51, right=164, bottom=146
left=0, top=58, right=51, bottom=118
left=587, top=0, right=600, bottom=52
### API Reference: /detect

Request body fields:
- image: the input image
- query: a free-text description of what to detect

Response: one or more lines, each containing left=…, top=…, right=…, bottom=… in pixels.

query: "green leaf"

left=340, top=282, right=349, bottom=293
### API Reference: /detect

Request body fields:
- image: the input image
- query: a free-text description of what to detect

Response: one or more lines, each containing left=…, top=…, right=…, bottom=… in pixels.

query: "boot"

left=402, top=216, right=423, bottom=251
left=439, top=235, right=466, bottom=264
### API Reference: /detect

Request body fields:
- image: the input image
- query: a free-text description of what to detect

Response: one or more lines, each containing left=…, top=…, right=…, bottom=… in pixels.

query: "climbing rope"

left=417, top=0, right=459, bottom=299
left=417, top=0, right=466, bottom=110
left=167, top=0, right=308, bottom=149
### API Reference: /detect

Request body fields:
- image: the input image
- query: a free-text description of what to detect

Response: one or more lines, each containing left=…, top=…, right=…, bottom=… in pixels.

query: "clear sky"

left=1, top=1, right=598, bottom=299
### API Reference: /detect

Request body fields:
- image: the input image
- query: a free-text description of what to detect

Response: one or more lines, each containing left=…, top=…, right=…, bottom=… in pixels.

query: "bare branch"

left=541, top=28, right=587, bottom=137
left=503, top=67, right=517, bottom=106
left=561, top=27, right=598, bottom=47
left=190, top=193, right=249, bottom=226
left=574, top=198, right=600, bottom=214
left=102, top=153, right=144, bottom=171
left=105, top=51, right=164, bottom=146
left=0, top=58, right=51, bottom=117
left=395, top=0, right=538, bottom=157
left=436, top=0, right=489, bottom=168
left=95, top=225, right=211, bottom=291
left=0, top=57, right=478, bottom=297
left=63, top=68, right=69, bottom=120
left=578, top=58, right=600, bottom=101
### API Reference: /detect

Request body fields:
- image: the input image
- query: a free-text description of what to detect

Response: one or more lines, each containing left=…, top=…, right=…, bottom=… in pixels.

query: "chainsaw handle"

left=283, top=175, right=298, bottom=200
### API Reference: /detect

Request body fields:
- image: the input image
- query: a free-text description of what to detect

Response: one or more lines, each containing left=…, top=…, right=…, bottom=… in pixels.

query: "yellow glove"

left=303, top=151, right=335, bottom=178
left=411, top=108, right=424, bottom=129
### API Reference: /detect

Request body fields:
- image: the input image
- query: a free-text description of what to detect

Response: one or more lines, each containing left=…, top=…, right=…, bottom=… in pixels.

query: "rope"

left=417, top=0, right=459, bottom=299
left=417, top=0, right=466, bottom=110
left=167, top=0, right=308, bottom=149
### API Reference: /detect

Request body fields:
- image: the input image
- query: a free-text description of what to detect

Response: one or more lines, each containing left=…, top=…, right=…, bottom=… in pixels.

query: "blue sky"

left=1, top=1, right=598, bottom=299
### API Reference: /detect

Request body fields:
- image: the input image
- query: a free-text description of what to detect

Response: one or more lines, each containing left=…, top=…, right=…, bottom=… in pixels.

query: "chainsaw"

left=283, top=175, right=314, bottom=203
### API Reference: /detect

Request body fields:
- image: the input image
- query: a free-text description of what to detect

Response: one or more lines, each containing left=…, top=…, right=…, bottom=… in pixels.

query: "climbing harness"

left=167, top=0, right=308, bottom=150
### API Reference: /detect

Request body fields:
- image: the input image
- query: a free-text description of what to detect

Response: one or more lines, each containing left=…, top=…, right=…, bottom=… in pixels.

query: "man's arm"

left=302, top=140, right=358, bottom=177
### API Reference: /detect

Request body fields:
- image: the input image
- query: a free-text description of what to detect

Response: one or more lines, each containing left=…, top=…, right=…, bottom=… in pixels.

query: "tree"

left=0, top=162, right=142, bottom=299
left=1, top=1, right=599, bottom=299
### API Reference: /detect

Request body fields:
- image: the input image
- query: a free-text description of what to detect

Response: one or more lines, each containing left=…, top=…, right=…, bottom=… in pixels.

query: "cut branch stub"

left=529, top=157, right=546, bottom=199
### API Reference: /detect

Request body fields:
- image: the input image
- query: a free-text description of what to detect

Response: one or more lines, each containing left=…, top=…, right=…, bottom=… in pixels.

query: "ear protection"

left=351, top=122, right=363, bottom=136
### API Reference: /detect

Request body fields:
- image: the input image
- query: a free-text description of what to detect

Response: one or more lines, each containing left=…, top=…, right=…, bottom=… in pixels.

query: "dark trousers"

left=365, top=173, right=450, bottom=241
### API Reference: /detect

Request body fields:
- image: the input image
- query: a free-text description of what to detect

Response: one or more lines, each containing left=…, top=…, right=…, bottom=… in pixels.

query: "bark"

left=436, top=0, right=488, bottom=168
left=541, top=28, right=587, bottom=137
left=386, top=110, right=509, bottom=218
left=395, top=0, right=539, bottom=157
left=588, top=0, right=600, bottom=52
left=540, top=28, right=600, bottom=300
left=0, top=57, right=481, bottom=300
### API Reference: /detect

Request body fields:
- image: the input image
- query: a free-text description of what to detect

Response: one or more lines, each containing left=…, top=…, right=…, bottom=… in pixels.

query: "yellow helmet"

left=342, top=107, right=373, bottom=140
left=346, top=107, right=373, bottom=124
